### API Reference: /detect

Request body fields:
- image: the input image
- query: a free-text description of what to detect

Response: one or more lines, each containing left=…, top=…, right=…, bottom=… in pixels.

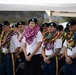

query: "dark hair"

left=40, top=26, right=43, bottom=32
left=57, top=25, right=64, bottom=31
left=12, top=24, right=18, bottom=28
left=64, top=23, right=69, bottom=32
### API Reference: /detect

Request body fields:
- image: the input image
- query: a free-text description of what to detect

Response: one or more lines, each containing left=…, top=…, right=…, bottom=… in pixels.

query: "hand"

left=43, top=57, right=51, bottom=64
left=46, top=60, right=51, bottom=64
left=59, top=54, right=64, bottom=60
left=16, top=55, right=20, bottom=58
left=66, top=57, right=72, bottom=64
left=26, top=55, right=32, bottom=61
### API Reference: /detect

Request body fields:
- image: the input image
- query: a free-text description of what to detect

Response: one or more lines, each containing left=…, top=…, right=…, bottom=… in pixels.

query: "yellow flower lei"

left=62, top=32, right=67, bottom=44
left=0, top=29, right=13, bottom=52
left=1, top=30, right=10, bottom=45
left=66, top=31, right=76, bottom=48
left=0, top=31, right=4, bottom=47
left=42, top=31, right=60, bottom=43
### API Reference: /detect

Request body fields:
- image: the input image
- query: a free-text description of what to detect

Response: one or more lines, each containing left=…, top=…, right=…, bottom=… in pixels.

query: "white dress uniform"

left=42, top=38, right=62, bottom=56
left=41, top=38, right=62, bottom=75
left=22, top=31, right=42, bottom=55
left=63, top=40, right=76, bottom=57
left=23, top=30, right=42, bottom=75
left=63, top=40, right=76, bottom=75
left=10, top=34, right=21, bottom=53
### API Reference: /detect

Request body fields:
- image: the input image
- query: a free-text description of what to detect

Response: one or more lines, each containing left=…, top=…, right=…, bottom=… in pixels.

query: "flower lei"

left=14, top=31, right=20, bottom=39
left=1, top=29, right=14, bottom=51
left=14, top=31, right=19, bottom=35
left=0, top=31, right=4, bottom=62
left=42, top=31, right=60, bottom=50
left=66, top=30, right=76, bottom=50
left=19, top=31, right=25, bottom=43
left=62, top=32, right=67, bottom=44
left=42, top=31, right=60, bottom=43
left=24, top=25, right=40, bottom=44
left=43, top=42, right=54, bottom=50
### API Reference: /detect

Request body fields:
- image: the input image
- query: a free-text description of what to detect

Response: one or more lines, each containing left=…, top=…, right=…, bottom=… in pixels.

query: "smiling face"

left=18, top=25, right=26, bottom=33
left=29, top=22, right=36, bottom=29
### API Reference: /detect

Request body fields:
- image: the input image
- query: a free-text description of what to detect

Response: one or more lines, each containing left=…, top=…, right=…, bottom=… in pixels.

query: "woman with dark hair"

left=22, top=18, right=42, bottom=75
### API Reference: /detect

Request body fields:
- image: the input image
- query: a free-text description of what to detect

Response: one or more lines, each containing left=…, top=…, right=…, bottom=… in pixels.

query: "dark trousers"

left=65, top=58, right=76, bottom=75
left=24, top=54, right=41, bottom=75
left=42, top=58, right=56, bottom=75
left=2, top=53, right=12, bottom=75
left=15, top=52, right=25, bottom=75
left=15, top=52, right=25, bottom=70
left=0, top=63, right=5, bottom=75
left=58, top=57, right=65, bottom=72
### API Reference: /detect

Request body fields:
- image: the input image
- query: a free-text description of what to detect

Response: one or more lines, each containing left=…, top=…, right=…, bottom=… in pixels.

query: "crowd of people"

left=0, top=18, right=76, bottom=75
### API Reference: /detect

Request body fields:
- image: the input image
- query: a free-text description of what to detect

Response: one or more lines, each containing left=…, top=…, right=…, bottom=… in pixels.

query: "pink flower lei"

left=24, top=25, right=40, bottom=44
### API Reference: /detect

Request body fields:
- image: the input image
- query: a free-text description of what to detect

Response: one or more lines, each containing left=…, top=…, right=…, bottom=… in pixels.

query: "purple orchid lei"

left=24, top=25, right=40, bottom=44
left=43, top=42, right=54, bottom=50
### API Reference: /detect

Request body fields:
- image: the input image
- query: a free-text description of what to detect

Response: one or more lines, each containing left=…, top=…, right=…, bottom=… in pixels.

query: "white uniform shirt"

left=60, top=37, right=64, bottom=54
left=22, top=31, right=42, bottom=55
left=42, top=38, right=62, bottom=56
left=63, top=40, right=76, bottom=56
left=10, top=34, right=21, bottom=53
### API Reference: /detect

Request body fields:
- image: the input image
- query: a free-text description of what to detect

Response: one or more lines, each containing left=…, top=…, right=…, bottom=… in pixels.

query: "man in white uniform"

left=15, top=21, right=26, bottom=74
left=57, top=25, right=66, bottom=75
left=11, top=24, right=21, bottom=75
left=1, top=21, right=21, bottom=75
left=1, top=20, right=13, bottom=75
left=63, top=20, right=76, bottom=75
left=41, top=22, right=62, bottom=75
